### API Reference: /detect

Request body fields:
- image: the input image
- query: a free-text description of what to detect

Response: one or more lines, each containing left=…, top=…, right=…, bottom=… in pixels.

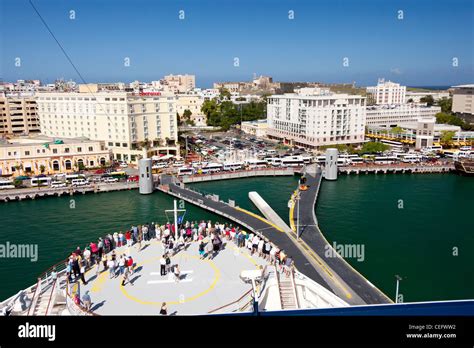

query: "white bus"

left=374, top=156, right=398, bottom=164
left=301, top=155, right=312, bottom=164
left=172, top=161, right=185, bottom=167
left=337, top=158, right=352, bottom=166
left=65, top=174, right=85, bottom=182
left=178, top=167, right=195, bottom=176
left=264, top=157, right=282, bottom=167
left=152, top=162, right=168, bottom=169
left=71, top=178, right=89, bottom=186
left=31, top=177, right=52, bottom=187
left=223, top=162, right=243, bottom=171
left=245, top=159, right=267, bottom=169
left=203, top=163, right=223, bottom=173
left=380, top=139, right=404, bottom=149
left=281, top=156, right=304, bottom=167
left=0, top=180, right=15, bottom=190
left=402, top=154, right=422, bottom=163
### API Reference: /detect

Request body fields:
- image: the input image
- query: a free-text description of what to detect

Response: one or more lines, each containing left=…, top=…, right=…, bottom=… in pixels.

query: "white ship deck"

left=78, top=239, right=267, bottom=315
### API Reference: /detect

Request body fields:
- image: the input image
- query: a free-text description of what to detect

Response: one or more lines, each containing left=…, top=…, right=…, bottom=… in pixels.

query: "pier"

left=339, top=164, right=454, bottom=175
left=157, top=176, right=333, bottom=292
left=181, top=168, right=297, bottom=183
left=0, top=181, right=139, bottom=203
left=289, top=164, right=392, bottom=305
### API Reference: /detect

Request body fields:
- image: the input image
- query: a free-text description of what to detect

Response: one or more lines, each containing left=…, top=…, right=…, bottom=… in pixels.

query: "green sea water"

left=0, top=174, right=472, bottom=303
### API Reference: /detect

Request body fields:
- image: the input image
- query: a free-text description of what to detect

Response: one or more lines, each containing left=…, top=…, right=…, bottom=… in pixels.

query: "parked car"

left=119, top=162, right=128, bottom=168
left=103, top=177, right=118, bottom=183
left=51, top=181, right=67, bottom=188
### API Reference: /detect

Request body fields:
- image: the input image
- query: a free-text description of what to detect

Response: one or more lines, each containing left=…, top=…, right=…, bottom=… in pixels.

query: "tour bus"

left=350, top=156, right=364, bottom=164
left=374, top=156, right=398, bottom=164
left=178, top=167, right=195, bottom=176
left=245, top=159, right=268, bottom=169
left=422, top=145, right=443, bottom=154
left=152, top=162, right=168, bottom=169
left=402, top=154, right=422, bottom=163
left=65, top=174, right=86, bottom=182
left=380, top=139, right=404, bottom=150
left=315, top=156, right=326, bottom=164
left=442, top=150, right=456, bottom=158
left=203, top=163, right=223, bottom=173
left=71, top=178, right=89, bottom=186
left=281, top=156, right=305, bottom=167
left=337, top=158, right=352, bottom=166
left=223, top=162, right=243, bottom=171
left=301, top=155, right=312, bottom=164
left=264, top=157, right=282, bottom=166
left=459, top=146, right=472, bottom=152
left=0, top=180, right=15, bottom=190
left=30, top=176, right=52, bottom=187
left=173, top=161, right=185, bottom=167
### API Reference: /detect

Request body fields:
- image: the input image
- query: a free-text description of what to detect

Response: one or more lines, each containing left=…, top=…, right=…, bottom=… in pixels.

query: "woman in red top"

left=127, top=256, right=134, bottom=274
left=125, top=231, right=132, bottom=247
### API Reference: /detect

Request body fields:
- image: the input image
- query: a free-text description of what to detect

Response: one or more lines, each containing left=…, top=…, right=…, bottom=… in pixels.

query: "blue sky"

left=1, top=0, right=473, bottom=87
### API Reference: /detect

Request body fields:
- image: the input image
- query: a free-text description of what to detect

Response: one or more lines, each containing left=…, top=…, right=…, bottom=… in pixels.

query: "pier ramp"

left=248, top=191, right=292, bottom=234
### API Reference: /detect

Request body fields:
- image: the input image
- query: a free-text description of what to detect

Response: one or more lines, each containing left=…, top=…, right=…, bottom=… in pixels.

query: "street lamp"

left=295, top=188, right=301, bottom=240
left=395, top=275, right=402, bottom=303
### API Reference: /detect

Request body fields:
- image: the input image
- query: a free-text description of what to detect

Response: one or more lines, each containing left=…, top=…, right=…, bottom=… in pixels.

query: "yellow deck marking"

left=234, top=206, right=284, bottom=232
left=119, top=253, right=221, bottom=306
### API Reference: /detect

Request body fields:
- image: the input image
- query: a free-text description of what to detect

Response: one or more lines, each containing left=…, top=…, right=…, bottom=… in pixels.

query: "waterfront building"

left=366, top=79, right=406, bottom=105
left=0, top=95, right=40, bottom=135
left=266, top=88, right=366, bottom=148
left=0, top=135, right=111, bottom=176
left=241, top=120, right=268, bottom=138
left=36, top=91, right=179, bottom=163
left=451, top=84, right=474, bottom=125
left=366, top=104, right=441, bottom=127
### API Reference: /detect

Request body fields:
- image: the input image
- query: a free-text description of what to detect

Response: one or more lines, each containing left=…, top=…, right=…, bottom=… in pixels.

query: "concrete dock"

left=290, top=164, right=392, bottom=305
left=0, top=181, right=139, bottom=202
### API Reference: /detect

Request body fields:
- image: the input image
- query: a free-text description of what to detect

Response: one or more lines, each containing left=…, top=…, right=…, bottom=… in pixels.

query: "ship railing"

left=26, top=278, right=42, bottom=316
left=64, top=280, right=98, bottom=316
left=26, top=258, right=69, bottom=315
left=207, top=288, right=254, bottom=314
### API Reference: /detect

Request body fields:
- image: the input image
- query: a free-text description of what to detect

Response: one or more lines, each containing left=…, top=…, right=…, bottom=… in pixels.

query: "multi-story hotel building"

left=266, top=88, right=366, bottom=148
left=452, top=84, right=474, bottom=125
left=366, top=104, right=441, bottom=127
left=36, top=91, right=179, bottom=162
left=0, top=95, right=40, bottom=135
left=162, top=74, right=195, bottom=93
left=0, top=135, right=111, bottom=176
left=366, top=79, right=406, bottom=105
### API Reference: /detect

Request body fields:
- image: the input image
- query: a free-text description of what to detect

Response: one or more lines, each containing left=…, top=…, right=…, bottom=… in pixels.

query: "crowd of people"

left=65, top=219, right=295, bottom=313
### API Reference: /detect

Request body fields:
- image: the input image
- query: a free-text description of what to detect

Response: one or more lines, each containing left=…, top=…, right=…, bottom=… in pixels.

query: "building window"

left=53, top=148, right=58, bottom=154
left=65, top=148, right=70, bottom=153
left=52, top=160, right=60, bottom=171
left=88, top=146, right=93, bottom=151
left=25, top=151, right=30, bottom=156
left=65, top=160, right=72, bottom=170
left=77, top=147, right=82, bottom=152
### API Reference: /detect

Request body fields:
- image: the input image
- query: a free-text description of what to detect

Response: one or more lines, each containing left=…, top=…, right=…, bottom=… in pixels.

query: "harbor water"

left=0, top=174, right=472, bottom=303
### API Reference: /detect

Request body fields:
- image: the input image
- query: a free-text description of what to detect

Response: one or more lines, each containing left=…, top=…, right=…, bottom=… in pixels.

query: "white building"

left=366, top=79, right=406, bottom=105
left=366, top=104, right=441, bottom=127
left=36, top=91, right=179, bottom=163
left=266, top=88, right=366, bottom=148
left=241, top=120, right=268, bottom=138
left=452, top=84, right=474, bottom=116
left=405, top=91, right=450, bottom=103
